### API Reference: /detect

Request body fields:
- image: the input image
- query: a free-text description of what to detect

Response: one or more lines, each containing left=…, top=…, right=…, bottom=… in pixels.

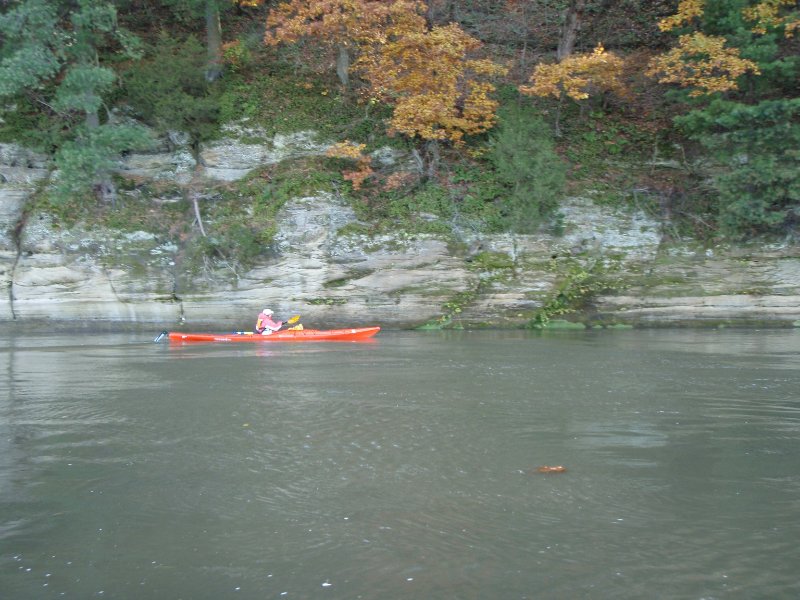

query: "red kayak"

left=164, top=327, right=380, bottom=343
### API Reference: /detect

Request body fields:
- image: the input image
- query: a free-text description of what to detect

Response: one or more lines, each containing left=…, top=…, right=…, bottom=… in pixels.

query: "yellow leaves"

left=326, top=141, right=366, bottom=160
left=264, top=0, right=426, bottom=48
left=359, top=22, right=507, bottom=146
left=646, top=32, right=760, bottom=97
left=657, top=0, right=799, bottom=38
left=657, top=0, right=705, bottom=31
left=265, top=1, right=506, bottom=149
left=744, top=0, right=800, bottom=36
left=650, top=0, right=796, bottom=97
left=520, top=44, right=626, bottom=102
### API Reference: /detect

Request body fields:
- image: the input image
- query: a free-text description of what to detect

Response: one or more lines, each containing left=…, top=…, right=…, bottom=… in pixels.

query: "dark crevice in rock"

left=8, top=203, right=32, bottom=321
left=172, top=265, right=185, bottom=325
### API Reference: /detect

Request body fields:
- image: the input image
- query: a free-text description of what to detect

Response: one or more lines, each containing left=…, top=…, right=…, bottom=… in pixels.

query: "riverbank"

left=2, top=138, right=799, bottom=331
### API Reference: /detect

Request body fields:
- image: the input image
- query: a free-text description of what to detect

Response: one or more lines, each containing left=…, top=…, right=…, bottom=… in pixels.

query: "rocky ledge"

left=1, top=129, right=799, bottom=331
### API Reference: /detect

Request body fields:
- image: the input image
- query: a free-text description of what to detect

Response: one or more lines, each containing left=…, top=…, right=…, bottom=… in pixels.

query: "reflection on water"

left=1, top=329, right=799, bottom=599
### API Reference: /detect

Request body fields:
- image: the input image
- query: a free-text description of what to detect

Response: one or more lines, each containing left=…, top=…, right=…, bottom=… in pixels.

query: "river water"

left=1, top=329, right=799, bottom=599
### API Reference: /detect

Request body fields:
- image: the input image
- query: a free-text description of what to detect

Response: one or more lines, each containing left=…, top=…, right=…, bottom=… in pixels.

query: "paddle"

left=283, top=314, right=301, bottom=327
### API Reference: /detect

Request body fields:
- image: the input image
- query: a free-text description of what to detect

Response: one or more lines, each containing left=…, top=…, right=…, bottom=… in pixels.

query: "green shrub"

left=122, top=33, right=220, bottom=144
left=487, top=105, right=567, bottom=232
left=676, top=98, right=800, bottom=238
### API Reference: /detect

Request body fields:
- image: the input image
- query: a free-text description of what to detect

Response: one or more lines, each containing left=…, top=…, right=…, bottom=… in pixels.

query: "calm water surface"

left=1, top=329, right=799, bottom=599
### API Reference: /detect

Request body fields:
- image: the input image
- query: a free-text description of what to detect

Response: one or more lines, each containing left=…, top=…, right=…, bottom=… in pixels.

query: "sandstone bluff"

left=1, top=124, right=799, bottom=331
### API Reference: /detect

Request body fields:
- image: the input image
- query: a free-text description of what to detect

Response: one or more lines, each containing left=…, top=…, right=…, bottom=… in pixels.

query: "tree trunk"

left=557, top=0, right=586, bottom=61
left=336, top=44, right=350, bottom=88
left=554, top=92, right=564, bottom=137
left=191, top=191, right=207, bottom=236
left=426, top=0, right=455, bottom=27
left=411, top=147, right=425, bottom=177
left=425, top=139, right=440, bottom=180
left=85, top=99, right=117, bottom=206
left=95, top=177, right=117, bottom=208
left=205, top=0, right=223, bottom=82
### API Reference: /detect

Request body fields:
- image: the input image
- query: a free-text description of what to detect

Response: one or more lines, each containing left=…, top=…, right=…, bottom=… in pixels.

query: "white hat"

left=263, top=308, right=273, bottom=316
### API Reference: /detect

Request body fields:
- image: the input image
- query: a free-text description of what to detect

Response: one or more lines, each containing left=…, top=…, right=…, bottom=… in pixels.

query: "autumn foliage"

left=645, top=0, right=798, bottom=97
left=326, top=141, right=374, bottom=190
left=519, top=44, right=626, bottom=102
left=359, top=22, right=507, bottom=146
left=646, top=32, right=760, bottom=97
left=265, top=0, right=507, bottom=153
left=744, top=0, right=800, bottom=36
left=264, top=0, right=426, bottom=50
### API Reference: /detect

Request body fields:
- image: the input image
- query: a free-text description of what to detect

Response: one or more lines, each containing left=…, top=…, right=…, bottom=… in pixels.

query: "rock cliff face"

left=1, top=129, right=799, bottom=331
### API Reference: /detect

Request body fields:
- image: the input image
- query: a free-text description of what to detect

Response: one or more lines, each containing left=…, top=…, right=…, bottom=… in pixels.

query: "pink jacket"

left=256, top=312, right=282, bottom=334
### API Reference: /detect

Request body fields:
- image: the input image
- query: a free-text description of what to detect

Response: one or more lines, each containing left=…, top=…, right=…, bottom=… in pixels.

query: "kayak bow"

left=166, top=326, right=380, bottom=343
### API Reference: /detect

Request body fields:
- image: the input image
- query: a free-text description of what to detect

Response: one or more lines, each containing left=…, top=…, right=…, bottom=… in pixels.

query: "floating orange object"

left=536, top=465, right=567, bottom=474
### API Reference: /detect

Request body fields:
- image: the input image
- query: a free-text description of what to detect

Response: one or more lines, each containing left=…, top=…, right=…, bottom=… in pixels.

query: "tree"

left=488, top=105, right=566, bottom=231
left=678, top=99, right=800, bottom=236
left=0, top=0, right=151, bottom=204
left=744, top=0, right=800, bottom=36
left=557, top=0, right=586, bottom=60
left=205, top=0, right=225, bottom=82
left=359, top=22, right=507, bottom=177
left=646, top=0, right=761, bottom=98
left=646, top=0, right=800, bottom=237
left=264, top=0, right=427, bottom=88
left=265, top=1, right=507, bottom=177
left=520, top=43, right=626, bottom=134
left=156, top=0, right=268, bottom=83
left=0, top=0, right=61, bottom=98
left=122, top=33, right=221, bottom=146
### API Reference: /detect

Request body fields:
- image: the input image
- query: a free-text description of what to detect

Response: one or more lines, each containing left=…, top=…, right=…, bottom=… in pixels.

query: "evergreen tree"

left=157, top=0, right=252, bottom=83
left=0, top=0, right=151, bottom=204
left=649, top=0, right=800, bottom=237
left=488, top=106, right=567, bottom=232
left=122, top=33, right=221, bottom=146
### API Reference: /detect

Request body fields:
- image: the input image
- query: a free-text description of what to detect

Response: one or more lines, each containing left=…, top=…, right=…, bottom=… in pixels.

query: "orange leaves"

left=360, top=22, right=507, bottom=146
left=646, top=32, right=760, bottom=97
left=520, top=44, right=626, bottom=102
left=326, top=141, right=374, bottom=190
left=264, top=0, right=426, bottom=48
left=265, top=1, right=505, bottom=149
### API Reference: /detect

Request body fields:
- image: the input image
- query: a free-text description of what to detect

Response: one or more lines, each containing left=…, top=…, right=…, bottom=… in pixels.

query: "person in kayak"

left=255, top=308, right=283, bottom=335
